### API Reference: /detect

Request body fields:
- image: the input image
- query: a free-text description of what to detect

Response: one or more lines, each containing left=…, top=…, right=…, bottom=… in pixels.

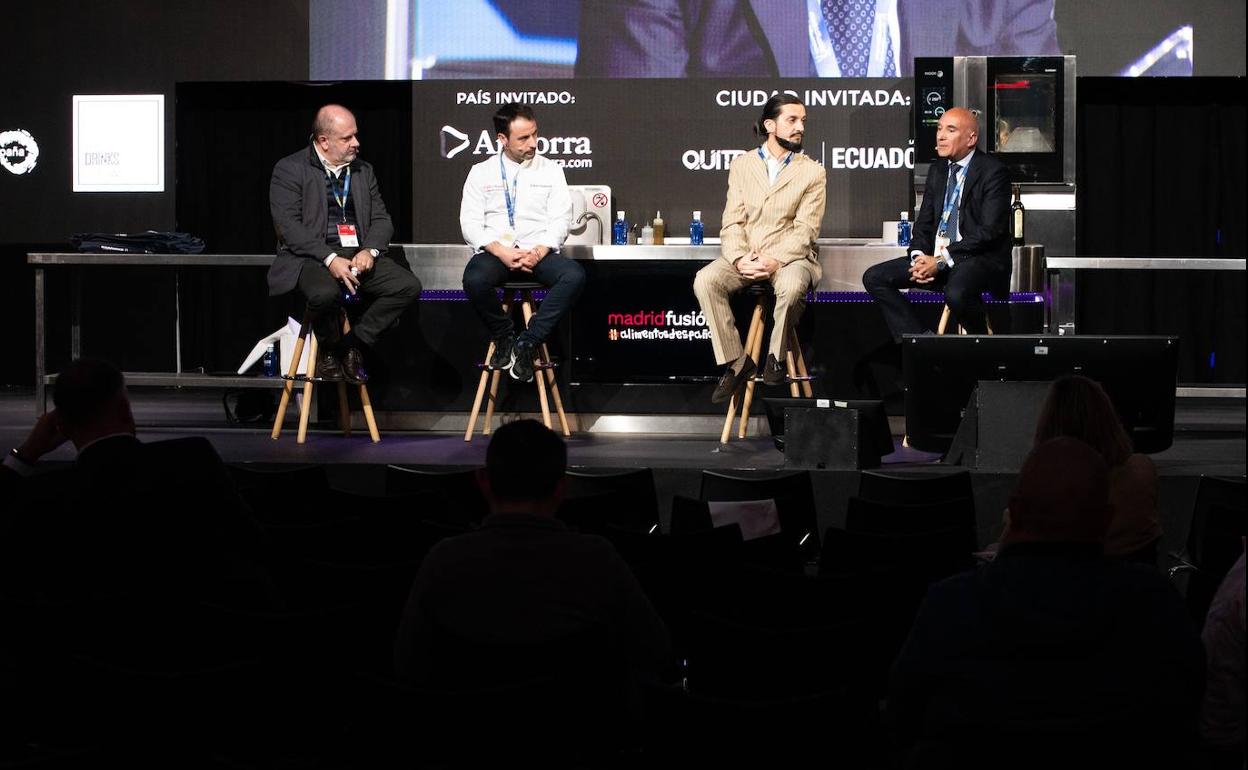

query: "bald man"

left=268, top=104, right=420, bottom=385
left=863, top=107, right=1012, bottom=339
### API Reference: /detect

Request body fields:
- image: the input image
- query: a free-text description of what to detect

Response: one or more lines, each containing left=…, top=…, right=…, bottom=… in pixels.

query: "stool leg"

left=737, top=300, right=767, bottom=439
left=789, top=328, right=813, bottom=398
left=541, top=342, right=572, bottom=437
left=297, top=335, right=319, bottom=444
left=359, top=383, right=380, bottom=443
left=483, top=370, right=503, bottom=436
left=271, top=321, right=309, bottom=440
left=337, top=381, right=351, bottom=436
left=937, top=305, right=952, bottom=335
left=720, top=391, right=739, bottom=445
left=465, top=339, right=495, bottom=441
left=520, top=296, right=553, bottom=430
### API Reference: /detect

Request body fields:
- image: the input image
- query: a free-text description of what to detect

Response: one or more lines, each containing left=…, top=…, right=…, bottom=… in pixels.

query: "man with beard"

left=268, top=104, right=420, bottom=385
left=693, top=93, right=826, bottom=403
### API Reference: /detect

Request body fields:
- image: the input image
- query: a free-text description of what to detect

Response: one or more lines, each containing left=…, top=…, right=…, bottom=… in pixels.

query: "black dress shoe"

left=762, top=353, right=787, bottom=386
left=316, top=351, right=344, bottom=381
left=711, top=356, right=755, bottom=404
left=342, top=347, right=369, bottom=385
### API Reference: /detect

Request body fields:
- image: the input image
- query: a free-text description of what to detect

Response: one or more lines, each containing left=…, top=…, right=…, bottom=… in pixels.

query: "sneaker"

left=510, top=340, right=537, bottom=382
left=489, top=333, right=516, bottom=370
left=762, top=353, right=787, bottom=386
left=710, top=355, right=755, bottom=404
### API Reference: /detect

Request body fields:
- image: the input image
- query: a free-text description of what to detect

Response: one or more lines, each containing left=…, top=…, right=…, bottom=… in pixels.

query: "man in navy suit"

left=863, top=107, right=1012, bottom=338
left=576, top=0, right=1058, bottom=78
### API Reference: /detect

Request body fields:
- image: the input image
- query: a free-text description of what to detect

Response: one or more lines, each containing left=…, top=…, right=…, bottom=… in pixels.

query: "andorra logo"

left=440, top=125, right=469, bottom=159
left=0, top=129, right=39, bottom=175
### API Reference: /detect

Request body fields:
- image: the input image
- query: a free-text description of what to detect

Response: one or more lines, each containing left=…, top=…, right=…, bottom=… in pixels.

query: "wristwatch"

left=368, top=248, right=380, bottom=258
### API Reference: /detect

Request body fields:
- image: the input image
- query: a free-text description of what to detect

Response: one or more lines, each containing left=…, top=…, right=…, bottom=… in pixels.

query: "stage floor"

left=2, top=387, right=1242, bottom=554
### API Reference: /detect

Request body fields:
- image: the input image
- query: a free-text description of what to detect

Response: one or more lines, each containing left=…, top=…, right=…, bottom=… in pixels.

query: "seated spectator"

left=1199, top=548, right=1245, bottom=768
left=999, top=374, right=1161, bottom=560
left=393, top=419, right=673, bottom=687
left=1, top=358, right=269, bottom=611
left=890, top=437, right=1205, bottom=767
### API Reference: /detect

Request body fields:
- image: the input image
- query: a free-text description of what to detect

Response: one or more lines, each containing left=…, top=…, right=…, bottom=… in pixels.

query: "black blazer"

left=911, top=151, right=1013, bottom=274
left=267, top=145, right=395, bottom=297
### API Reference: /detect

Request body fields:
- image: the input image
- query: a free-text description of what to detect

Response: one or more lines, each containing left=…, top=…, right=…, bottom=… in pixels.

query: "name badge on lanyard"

left=329, top=168, right=358, bottom=247
left=500, top=153, right=519, bottom=246
left=936, top=165, right=966, bottom=253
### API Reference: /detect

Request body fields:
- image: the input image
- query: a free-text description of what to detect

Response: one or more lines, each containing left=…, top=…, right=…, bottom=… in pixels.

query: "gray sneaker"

left=489, top=333, right=515, bottom=370
left=510, top=340, right=536, bottom=382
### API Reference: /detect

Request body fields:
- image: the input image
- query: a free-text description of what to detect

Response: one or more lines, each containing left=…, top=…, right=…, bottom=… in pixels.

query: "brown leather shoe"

left=316, top=351, right=344, bottom=381
left=341, top=347, right=369, bottom=385
left=762, top=353, right=787, bottom=386
left=711, top=356, right=755, bottom=404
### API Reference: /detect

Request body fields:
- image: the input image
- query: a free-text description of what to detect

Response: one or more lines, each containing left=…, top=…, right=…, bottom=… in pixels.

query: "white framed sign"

left=72, top=94, right=165, bottom=192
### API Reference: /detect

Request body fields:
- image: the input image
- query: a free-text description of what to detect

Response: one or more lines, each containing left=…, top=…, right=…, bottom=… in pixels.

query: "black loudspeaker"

left=783, top=405, right=887, bottom=470
left=944, top=381, right=1051, bottom=470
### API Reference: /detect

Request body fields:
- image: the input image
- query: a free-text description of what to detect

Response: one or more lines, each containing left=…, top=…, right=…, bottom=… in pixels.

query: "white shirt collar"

left=951, top=149, right=976, bottom=173
left=313, top=145, right=350, bottom=177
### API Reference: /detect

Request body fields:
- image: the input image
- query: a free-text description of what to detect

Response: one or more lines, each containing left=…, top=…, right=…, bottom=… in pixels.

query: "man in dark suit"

left=2, top=358, right=269, bottom=610
left=863, top=107, right=1012, bottom=338
left=268, top=104, right=420, bottom=385
left=576, top=0, right=1058, bottom=78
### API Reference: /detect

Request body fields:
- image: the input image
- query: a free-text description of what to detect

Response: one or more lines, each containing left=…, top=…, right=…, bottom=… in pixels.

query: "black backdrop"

left=1077, top=77, right=1246, bottom=383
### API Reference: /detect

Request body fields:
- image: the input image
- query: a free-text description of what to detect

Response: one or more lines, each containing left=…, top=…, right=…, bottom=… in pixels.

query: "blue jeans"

left=461, top=251, right=586, bottom=346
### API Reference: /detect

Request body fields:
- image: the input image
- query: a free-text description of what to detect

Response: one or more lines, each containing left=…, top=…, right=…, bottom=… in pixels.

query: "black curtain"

left=1077, top=77, right=1246, bottom=383
left=174, top=81, right=412, bottom=374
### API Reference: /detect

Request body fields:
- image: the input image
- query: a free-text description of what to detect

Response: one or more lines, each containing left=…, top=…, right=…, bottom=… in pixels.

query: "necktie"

left=943, top=162, right=961, bottom=240
left=821, top=0, right=877, bottom=78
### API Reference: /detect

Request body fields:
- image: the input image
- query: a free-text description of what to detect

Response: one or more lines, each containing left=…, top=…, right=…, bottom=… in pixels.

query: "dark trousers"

left=461, top=251, right=586, bottom=346
left=296, top=256, right=421, bottom=348
left=862, top=256, right=1005, bottom=340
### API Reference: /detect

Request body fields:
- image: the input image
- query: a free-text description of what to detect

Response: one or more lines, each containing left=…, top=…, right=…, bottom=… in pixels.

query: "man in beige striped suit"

left=694, top=93, right=826, bottom=404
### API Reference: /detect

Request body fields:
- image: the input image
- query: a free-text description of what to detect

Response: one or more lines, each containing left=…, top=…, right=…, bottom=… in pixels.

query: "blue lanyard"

left=938, top=163, right=966, bottom=238
left=499, top=153, right=520, bottom=229
left=327, top=167, right=351, bottom=223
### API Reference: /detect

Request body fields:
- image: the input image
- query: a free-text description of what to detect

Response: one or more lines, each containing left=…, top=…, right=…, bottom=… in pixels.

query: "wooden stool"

left=721, top=283, right=814, bottom=445
left=271, top=306, right=380, bottom=444
left=937, top=304, right=995, bottom=335
left=464, top=282, right=571, bottom=441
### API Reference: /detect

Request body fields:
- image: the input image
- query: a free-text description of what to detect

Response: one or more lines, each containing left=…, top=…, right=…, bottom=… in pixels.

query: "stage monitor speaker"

left=944, top=380, right=1050, bottom=470
left=782, top=402, right=890, bottom=470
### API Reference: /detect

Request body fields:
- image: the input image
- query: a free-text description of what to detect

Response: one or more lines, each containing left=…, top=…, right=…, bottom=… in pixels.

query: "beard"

left=775, top=134, right=803, bottom=152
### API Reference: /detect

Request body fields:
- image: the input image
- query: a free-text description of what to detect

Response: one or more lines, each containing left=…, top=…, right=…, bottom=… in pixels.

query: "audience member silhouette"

left=1, top=358, right=269, bottom=611
left=890, top=437, right=1205, bottom=767
left=1198, top=547, right=1245, bottom=768
left=999, top=375, right=1162, bottom=561
left=393, top=419, right=673, bottom=687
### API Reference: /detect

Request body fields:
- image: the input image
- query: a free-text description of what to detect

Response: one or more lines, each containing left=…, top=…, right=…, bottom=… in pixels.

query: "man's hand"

left=18, top=410, right=67, bottom=463
left=909, top=255, right=940, bottom=284
left=518, top=245, right=550, bottom=272
left=350, top=248, right=375, bottom=274
left=487, top=242, right=528, bottom=271
left=735, top=250, right=780, bottom=280
left=328, top=256, right=360, bottom=293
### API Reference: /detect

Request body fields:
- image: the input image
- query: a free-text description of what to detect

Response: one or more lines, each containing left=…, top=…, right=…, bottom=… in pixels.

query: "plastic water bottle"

left=897, top=211, right=912, bottom=247
left=612, top=211, right=629, bottom=245
left=342, top=266, right=361, bottom=304
left=689, top=210, right=704, bottom=245
left=262, top=343, right=278, bottom=376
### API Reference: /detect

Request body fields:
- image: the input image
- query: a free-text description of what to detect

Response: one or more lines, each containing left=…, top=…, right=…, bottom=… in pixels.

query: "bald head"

left=1004, top=437, right=1113, bottom=547
left=935, top=107, right=979, bottom=162
left=312, top=104, right=360, bottom=166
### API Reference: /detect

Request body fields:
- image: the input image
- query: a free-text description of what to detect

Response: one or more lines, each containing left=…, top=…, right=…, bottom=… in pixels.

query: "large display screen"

left=310, top=0, right=1228, bottom=80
